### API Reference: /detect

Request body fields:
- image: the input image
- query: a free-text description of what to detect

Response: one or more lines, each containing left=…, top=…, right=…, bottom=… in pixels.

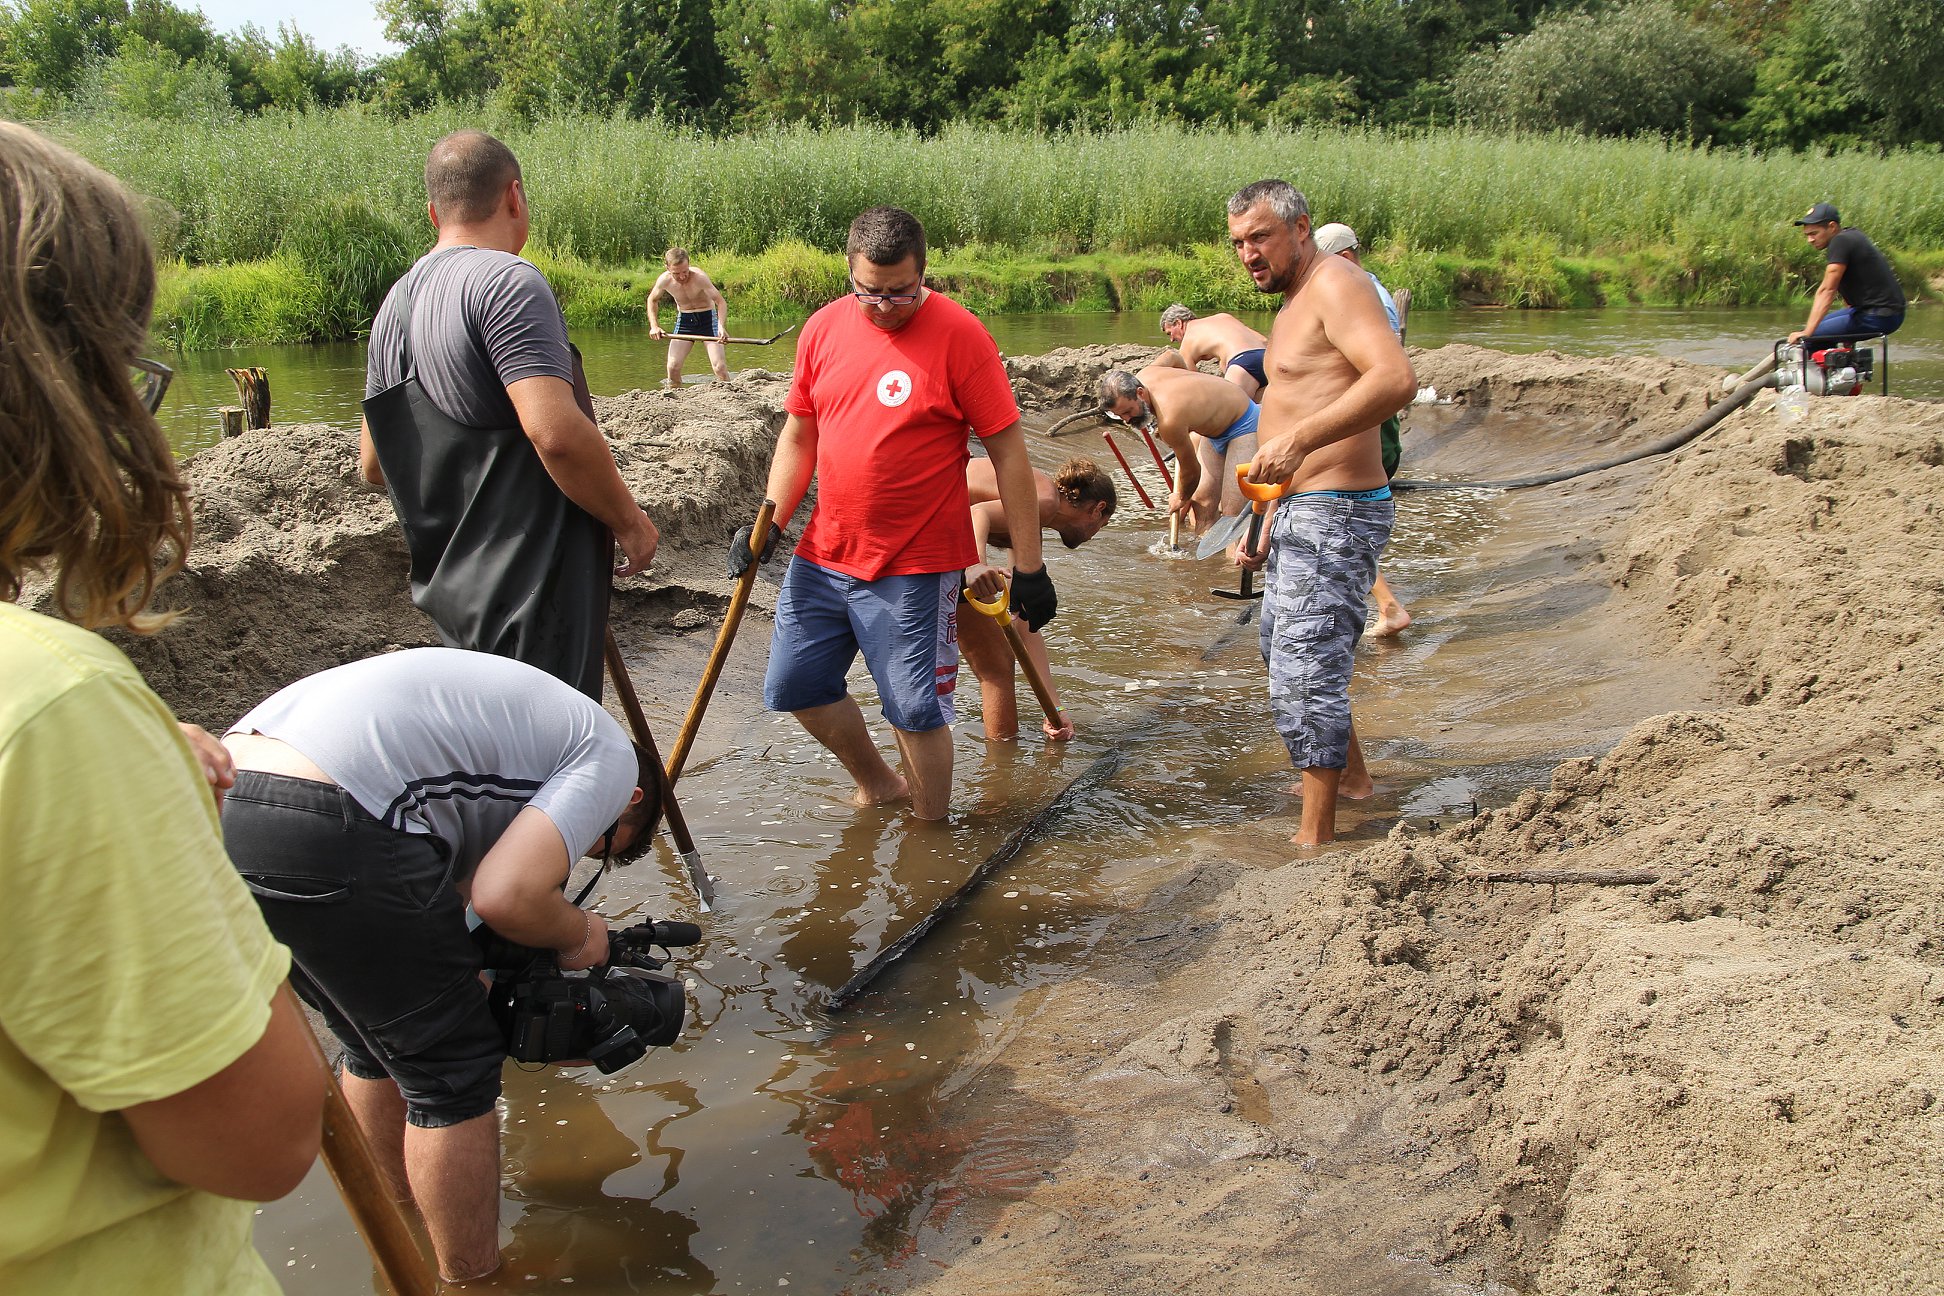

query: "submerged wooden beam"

left=1465, top=868, right=1660, bottom=886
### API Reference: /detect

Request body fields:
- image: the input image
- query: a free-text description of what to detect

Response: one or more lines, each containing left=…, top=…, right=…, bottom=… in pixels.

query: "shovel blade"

left=1195, top=511, right=1250, bottom=560
left=680, top=849, right=715, bottom=912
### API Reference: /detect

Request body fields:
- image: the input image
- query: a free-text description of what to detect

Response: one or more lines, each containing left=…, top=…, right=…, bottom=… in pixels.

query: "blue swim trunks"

left=674, top=308, right=718, bottom=337
left=1227, top=348, right=1268, bottom=389
left=763, top=558, right=960, bottom=732
left=1207, top=400, right=1260, bottom=455
left=1259, top=493, right=1394, bottom=771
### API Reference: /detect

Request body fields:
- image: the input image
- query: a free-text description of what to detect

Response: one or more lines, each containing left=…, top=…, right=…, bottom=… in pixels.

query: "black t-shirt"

left=1826, top=228, right=1906, bottom=313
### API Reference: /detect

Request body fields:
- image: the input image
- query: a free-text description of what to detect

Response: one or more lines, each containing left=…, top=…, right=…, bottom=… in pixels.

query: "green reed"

left=45, top=107, right=1937, bottom=344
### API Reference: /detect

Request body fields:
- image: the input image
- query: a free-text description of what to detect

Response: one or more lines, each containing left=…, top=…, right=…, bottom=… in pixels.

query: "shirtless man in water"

left=1096, top=364, right=1249, bottom=535
left=1228, top=179, right=1416, bottom=846
left=961, top=457, right=1117, bottom=741
left=646, top=247, right=730, bottom=386
left=1156, top=305, right=1269, bottom=400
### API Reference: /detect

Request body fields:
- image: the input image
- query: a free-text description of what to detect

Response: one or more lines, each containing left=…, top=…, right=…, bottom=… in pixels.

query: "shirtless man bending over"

left=962, top=457, right=1117, bottom=741
left=646, top=247, right=730, bottom=386
left=1096, top=364, right=1249, bottom=535
left=1228, top=179, right=1415, bottom=846
left=1157, top=305, right=1269, bottom=400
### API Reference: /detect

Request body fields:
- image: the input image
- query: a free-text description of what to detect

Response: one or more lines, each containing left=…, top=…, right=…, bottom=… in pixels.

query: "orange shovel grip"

left=1235, top=462, right=1296, bottom=507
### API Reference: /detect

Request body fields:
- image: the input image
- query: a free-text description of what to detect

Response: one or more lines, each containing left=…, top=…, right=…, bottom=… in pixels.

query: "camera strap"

left=570, top=855, right=608, bottom=909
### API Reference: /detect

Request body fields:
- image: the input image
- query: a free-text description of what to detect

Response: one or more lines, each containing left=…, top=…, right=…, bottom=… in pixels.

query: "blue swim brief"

left=674, top=308, right=718, bottom=337
left=1227, top=348, right=1268, bottom=389
left=1207, top=400, right=1261, bottom=455
left=762, top=557, right=960, bottom=732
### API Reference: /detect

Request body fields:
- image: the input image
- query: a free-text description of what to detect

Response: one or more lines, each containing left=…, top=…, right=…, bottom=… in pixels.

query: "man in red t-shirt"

left=737, top=206, right=1055, bottom=820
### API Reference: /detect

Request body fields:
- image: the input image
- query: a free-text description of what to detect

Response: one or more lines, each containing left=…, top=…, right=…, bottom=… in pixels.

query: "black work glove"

left=1010, top=564, right=1057, bottom=632
left=728, top=522, right=783, bottom=579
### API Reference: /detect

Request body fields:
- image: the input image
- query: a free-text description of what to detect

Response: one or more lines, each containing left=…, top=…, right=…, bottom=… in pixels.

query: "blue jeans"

left=1809, top=306, right=1903, bottom=339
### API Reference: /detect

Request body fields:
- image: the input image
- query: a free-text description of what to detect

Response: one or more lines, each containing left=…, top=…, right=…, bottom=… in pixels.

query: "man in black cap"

left=1788, top=202, right=1906, bottom=343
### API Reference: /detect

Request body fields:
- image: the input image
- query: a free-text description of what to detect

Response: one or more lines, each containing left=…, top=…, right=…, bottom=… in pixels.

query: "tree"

left=1824, top=0, right=1944, bottom=145
left=3, top=0, right=130, bottom=94
left=71, top=32, right=232, bottom=119
left=224, top=21, right=363, bottom=111
left=1456, top=0, right=1754, bottom=139
left=717, top=0, right=866, bottom=125
left=1734, top=2, right=1874, bottom=150
left=495, top=0, right=683, bottom=118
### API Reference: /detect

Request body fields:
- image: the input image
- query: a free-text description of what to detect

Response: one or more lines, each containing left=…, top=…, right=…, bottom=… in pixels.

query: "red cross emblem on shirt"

left=877, top=369, right=913, bottom=408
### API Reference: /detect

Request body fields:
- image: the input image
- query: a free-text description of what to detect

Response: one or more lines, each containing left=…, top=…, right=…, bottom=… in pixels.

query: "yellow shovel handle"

left=963, top=583, right=1012, bottom=627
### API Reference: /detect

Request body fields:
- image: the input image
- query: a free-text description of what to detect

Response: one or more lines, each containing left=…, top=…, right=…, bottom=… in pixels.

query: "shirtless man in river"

left=1228, top=179, right=1416, bottom=846
left=645, top=247, right=730, bottom=386
left=1155, top=305, right=1269, bottom=401
left=962, top=457, right=1117, bottom=741
left=1096, top=364, right=1249, bottom=535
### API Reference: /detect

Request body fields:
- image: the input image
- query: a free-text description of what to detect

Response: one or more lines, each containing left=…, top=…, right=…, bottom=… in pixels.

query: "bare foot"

left=1368, top=605, right=1411, bottom=637
left=850, top=775, right=910, bottom=807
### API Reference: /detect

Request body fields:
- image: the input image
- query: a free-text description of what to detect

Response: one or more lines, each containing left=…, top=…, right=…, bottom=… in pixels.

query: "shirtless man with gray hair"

left=1095, top=365, right=1257, bottom=534
left=1227, top=178, right=1416, bottom=845
left=1156, top=304, right=1269, bottom=400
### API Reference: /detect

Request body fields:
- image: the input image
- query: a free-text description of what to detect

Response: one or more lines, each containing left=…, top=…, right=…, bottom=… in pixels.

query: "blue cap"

left=1793, top=202, right=1839, bottom=226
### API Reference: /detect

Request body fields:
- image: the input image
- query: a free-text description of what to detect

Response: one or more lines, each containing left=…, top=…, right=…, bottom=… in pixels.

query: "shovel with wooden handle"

left=961, top=580, right=1064, bottom=733
left=665, top=500, right=776, bottom=787
left=604, top=630, right=714, bottom=911
left=1212, top=464, right=1294, bottom=601
left=659, top=323, right=800, bottom=345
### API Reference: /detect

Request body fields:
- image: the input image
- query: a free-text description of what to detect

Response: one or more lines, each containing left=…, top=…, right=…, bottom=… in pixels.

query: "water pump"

left=1774, top=339, right=1873, bottom=398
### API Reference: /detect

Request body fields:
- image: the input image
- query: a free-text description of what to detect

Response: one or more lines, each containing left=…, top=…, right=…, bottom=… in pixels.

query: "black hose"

left=826, top=602, right=1261, bottom=1012
left=1395, top=354, right=1779, bottom=493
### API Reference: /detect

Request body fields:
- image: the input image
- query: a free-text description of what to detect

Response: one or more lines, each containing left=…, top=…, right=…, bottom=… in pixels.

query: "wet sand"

left=50, top=344, right=1943, bottom=1293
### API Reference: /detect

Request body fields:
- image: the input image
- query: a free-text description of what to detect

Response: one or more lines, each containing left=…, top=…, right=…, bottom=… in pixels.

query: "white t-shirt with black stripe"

left=228, top=648, right=635, bottom=877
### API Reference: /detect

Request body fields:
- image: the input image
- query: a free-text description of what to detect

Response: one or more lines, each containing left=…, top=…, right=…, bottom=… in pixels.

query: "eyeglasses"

left=132, top=357, right=173, bottom=415
left=850, top=279, right=921, bottom=307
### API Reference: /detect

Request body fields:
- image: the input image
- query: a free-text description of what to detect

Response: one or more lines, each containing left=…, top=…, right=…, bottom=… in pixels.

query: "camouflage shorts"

left=1258, top=492, right=1394, bottom=770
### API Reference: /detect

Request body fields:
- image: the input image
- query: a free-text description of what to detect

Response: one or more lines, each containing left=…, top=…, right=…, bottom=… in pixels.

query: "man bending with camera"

left=220, top=648, right=666, bottom=1284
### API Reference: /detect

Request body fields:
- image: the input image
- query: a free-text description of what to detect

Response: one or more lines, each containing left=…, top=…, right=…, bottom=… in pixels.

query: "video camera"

left=475, top=917, right=702, bottom=1075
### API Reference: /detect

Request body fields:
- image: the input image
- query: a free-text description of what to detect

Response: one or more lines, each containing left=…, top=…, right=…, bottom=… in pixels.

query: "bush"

left=153, top=257, right=326, bottom=348
left=275, top=198, right=418, bottom=336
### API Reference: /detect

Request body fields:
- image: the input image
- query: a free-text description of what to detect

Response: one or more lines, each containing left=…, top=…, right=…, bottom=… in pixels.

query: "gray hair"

left=1159, top=303, right=1194, bottom=332
left=1226, top=179, right=1308, bottom=226
left=1095, top=369, right=1141, bottom=411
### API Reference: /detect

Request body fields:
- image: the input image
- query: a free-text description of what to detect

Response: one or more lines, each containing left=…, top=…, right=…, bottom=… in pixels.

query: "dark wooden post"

left=226, top=367, right=271, bottom=429
left=219, top=406, right=246, bottom=438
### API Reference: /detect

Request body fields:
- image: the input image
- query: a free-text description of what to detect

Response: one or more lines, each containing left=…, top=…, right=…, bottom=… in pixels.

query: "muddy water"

left=252, top=402, right=1714, bottom=1293
left=158, top=305, right=1943, bottom=457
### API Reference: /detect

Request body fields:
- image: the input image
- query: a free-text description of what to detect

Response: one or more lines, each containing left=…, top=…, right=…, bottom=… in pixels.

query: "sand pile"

left=890, top=359, right=1944, bottom=1294
left=37, top=371, right=792, bottom=729
left=1006, top=343, right=1170, bottom=411
left=24, top=343, right=1940, bottom=1294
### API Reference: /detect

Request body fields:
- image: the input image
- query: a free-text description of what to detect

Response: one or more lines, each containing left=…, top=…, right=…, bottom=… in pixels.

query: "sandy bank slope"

left=44, top=372, right=790, bottom=729
left=887, top=365, right=1944, bottom=1295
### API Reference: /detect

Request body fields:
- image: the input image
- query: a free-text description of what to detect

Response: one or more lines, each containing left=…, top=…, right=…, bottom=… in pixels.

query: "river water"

left=159, top=306, right=1940, bottom=457
left=249, top=367, right=1718, bottom=1291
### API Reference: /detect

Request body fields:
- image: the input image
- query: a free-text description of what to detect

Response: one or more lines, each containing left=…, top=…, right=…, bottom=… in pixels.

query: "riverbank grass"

left=153, top=239, right=1942, bottom=348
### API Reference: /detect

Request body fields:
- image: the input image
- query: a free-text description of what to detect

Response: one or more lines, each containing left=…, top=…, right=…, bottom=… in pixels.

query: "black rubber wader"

left=362, top=250, right=610, bottom=698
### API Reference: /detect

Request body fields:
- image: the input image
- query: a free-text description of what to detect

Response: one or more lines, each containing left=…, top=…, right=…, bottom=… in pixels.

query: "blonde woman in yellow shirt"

left=0, top=122, right=326, bottom=1294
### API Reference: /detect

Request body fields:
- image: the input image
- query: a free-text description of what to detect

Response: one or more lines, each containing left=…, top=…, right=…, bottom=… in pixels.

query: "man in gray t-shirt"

left=220, top=648, right=662, bottom=1283
left=359, top=129, right=660, bottom=697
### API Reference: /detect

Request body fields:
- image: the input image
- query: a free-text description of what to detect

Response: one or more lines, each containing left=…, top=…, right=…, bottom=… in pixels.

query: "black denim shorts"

left=222, top=771, right=504, bottom=1127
